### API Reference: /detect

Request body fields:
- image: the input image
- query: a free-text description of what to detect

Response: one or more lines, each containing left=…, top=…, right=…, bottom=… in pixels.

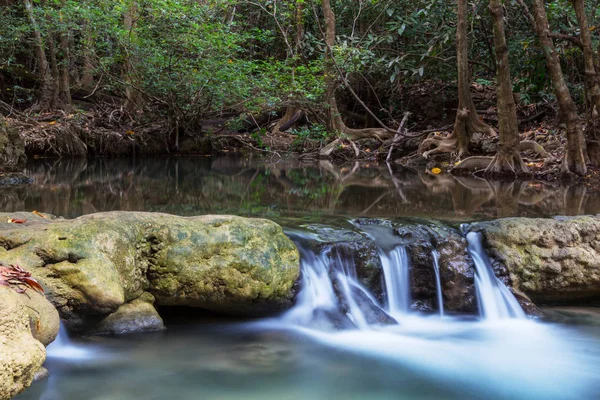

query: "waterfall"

left=46, top=322, right=91, bottom=360
left=380, top=246, right=411, bottom=317
left=356, top=223, right=411, bottom=318
left=431, top=250, right=444, bottom=316
left=282, top=237, right=392, bottom=330
left=283, top=225, right=526, bottom=332
left=466, top=232, right=526, bottom=320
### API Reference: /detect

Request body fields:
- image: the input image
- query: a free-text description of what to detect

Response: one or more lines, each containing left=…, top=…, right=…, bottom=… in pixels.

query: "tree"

left=518, top=0, right=587, bottom=175
left=419, top=0, right=495, bottom=159
left=23, top=0, right=58, bottom=111
left=319, top=0, right=393, bottom=157
left=123, top=0, right=143, bottom=112
left=485, top=0, right=528, bottom=177
left=571, top=0, right=600, bottom=163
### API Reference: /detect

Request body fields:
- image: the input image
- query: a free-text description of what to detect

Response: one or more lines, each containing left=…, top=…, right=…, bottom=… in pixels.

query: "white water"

left=46, top=322, right=92, bottom=360
left=380, top=246, right=411, bottom=317
left=467, top=232, right=526, bottom=320
left=355, top=224, right=411, bottom=319
left=282, top=241, right=390, bottom=330
left=432, top=250, right=444, bottom=316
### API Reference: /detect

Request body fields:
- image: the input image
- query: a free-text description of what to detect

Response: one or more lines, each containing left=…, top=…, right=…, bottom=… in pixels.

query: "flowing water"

left=9, top=156, right=600, bottom=400
left=432, top=250, right=444, bottom=317
left=467, top=232, right=526, bottom=320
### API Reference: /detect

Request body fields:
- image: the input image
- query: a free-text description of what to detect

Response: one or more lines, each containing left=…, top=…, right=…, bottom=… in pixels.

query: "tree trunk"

left=531, top=0, right=587, bottom=175
left=123, top=0, right=143, bottom=112
left=321, top=0, right=344, bottom=133
left=485, top=0, right=529, bottom=177
left=572, top=0, right=600, bottom=164
left=273, top=1, right=304, bottom=134
left=23, top=0, right=58, bottom=111
left=58, top=2, right=72, bottom=106
left=80, top=19, right=95, bottom=89
left=453, top=0, right=496, bottom=156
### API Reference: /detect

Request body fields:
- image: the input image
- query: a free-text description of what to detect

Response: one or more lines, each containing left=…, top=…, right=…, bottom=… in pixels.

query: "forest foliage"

left=1, top=1, right=600, bottom=176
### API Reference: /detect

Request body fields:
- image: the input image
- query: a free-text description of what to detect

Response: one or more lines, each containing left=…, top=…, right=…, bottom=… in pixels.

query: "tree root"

left=451, top=156, right=494, bottom=175
left=518, top=140, right=550, bottom=158
left=484, top=152, right=531, bottom=179
left=418, top=133, right=457, bottom=159
left=450, top=139, right=550, bottom=177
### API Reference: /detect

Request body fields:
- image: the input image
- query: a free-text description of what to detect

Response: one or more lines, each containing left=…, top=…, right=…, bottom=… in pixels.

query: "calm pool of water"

left=1, top=155, right=598, bottom=221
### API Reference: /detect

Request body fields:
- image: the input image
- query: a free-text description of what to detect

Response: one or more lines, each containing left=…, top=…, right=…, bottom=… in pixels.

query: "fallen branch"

left=386, top=112, right=411, bottom=163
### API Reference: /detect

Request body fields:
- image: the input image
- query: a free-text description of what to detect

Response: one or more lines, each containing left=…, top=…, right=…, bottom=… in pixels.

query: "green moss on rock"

left=0, top=212, right=300, bottom=331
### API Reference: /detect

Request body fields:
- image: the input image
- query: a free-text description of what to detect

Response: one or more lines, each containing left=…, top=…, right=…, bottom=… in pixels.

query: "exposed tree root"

left=272, top=107, right=303, bottom=134
left=451, top=156, right=494, bottom=175
left=450, top=138, right=550, bottom=177
left=418, top=132, right=457, bottom=159
left=484, top=152, right=531, bottom=179
left=519, top=140, right=550, bottom=158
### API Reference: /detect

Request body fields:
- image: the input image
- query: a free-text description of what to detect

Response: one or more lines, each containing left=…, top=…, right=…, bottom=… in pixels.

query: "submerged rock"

left=0, top=287, right=48, bottom=400
left=0, top=212, right=300, bottom=332
left=471, top=216, right=600, bottom=306
left=93, top=293, right=165, bottom=335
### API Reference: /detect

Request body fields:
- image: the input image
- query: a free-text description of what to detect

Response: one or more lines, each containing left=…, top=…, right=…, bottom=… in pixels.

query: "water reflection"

left=1, top=156, right=598, bottom=220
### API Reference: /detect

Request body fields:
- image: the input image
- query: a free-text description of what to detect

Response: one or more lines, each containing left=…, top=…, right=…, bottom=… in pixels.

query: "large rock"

left=0, top=287, right=48, bottom=400
left=0, top=116, right=26, bottom=173
left=0, top=212, right=300, bottom=332
left=472, top=216, right=600, bottom=305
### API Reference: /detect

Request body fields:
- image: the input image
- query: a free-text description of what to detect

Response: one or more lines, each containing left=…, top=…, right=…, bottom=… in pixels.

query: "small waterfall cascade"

left=284, top=224, right=527, bottom=331
left=46, top=322, right=91, bottom=360
left=431, top=250, right=444, bottom=316
left=356, top=223, right=411, bottom=318
left=466, top=232, right=526, bottom=320
left=379, top=246, right=411, bottom=316
left=282, top=235, right=391, bottom=330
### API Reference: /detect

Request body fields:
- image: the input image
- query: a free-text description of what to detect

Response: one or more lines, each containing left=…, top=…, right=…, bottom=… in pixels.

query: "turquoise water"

left=16, top=315, right=600, bottom=400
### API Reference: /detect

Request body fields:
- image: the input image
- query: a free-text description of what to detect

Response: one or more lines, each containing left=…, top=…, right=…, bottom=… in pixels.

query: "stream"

left=8, top=156, right=600, bottom=400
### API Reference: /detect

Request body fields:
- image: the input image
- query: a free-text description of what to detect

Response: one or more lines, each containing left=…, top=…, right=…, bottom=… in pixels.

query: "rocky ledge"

left=471, top=215, right=600, bottom=306
left=0, top=212, right=300, bottom=334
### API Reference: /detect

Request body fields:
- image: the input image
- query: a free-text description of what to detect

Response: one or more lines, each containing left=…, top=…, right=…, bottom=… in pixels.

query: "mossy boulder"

left=0, top=212, right=300, bottom=332
left=472, top=216, right=600, bottom=305
left=0, top=287, right=48, bottom=400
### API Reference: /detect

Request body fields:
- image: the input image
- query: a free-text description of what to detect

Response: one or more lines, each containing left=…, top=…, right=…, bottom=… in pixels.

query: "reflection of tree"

left=2, top=157, right=598, bottom=220
left=418, top=172, right=590, bottom=218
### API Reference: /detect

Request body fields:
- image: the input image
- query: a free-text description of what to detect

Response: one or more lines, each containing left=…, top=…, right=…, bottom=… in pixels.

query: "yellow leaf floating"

left=48, top=121, right=57, bottom=125
left=126, top=130, right=135, bottom=135
left=431, top=168, right=442, bottom=175
left=32, top=210, right=48, bottom=219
